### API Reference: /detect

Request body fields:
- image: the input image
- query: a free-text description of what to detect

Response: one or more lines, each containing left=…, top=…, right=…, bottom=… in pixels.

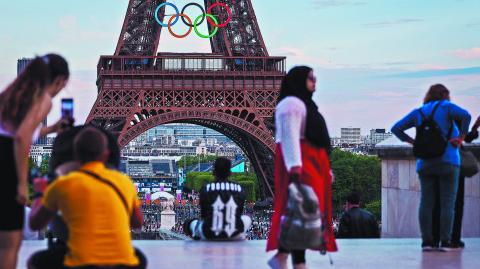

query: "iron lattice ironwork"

left=86, top=0, right=286, bottom=198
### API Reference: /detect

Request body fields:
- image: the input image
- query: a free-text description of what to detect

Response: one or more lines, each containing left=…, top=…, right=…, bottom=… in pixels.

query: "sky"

left=0, top=0, right=479, bottom=136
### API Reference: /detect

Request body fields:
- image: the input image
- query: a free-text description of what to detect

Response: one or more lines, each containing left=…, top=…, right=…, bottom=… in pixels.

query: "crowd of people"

left=133, top=201, right=275, bottom=241
left=0, top=54, right=478, bottom=269
left=245, top=208, right=273, bottom=240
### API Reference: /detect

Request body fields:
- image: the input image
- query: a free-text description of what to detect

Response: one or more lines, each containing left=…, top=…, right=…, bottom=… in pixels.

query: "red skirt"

left=266, top=140, right=338, bottom=252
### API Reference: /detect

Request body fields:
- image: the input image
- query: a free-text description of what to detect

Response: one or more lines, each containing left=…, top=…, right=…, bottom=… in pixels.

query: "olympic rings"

left=153, top=1, right=232, bottom=38
left=181, top=3, right=205, bottom=27
left=194, top=14, right=218, bottom=39
left=207, top=3, right=232, bottom=28
left=168, top=14, right=193, bottom=39
left=155, top=2, right=179, bottom=27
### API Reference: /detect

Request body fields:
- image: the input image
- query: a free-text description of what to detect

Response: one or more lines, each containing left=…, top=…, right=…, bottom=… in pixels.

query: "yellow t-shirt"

left=43, top=162, right=140, bottom=267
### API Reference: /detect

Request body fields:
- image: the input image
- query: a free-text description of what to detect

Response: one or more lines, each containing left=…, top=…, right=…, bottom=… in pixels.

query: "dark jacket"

left=337, top=207, right=380, bottom=238
left=199, top=180, right=246, bottom=240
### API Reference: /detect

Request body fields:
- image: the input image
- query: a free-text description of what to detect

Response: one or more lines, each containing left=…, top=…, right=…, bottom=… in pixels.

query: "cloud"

left=312, top=0, right=366, bottom=9
left=273, top=47, right=332, bottom=67
left=385, top=66, right=480, bottom=78
left=363, top=19, right=423, bottom=28
left=453, top=47, right=480, bottom=60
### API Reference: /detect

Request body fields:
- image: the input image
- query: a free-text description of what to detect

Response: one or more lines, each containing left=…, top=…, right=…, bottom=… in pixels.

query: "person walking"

left=0, top=54, right=69, bottom=269
left=267, top=66, right=337, bottom=269
left=391, top=84, right=471, bottom=251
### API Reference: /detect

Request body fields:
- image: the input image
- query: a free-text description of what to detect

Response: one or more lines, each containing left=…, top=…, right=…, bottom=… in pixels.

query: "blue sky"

left=0, top=0, right=479, bottom=136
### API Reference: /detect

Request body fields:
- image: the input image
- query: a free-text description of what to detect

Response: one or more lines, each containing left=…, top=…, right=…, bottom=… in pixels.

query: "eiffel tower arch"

left=86, top=0, right=286, bottom=198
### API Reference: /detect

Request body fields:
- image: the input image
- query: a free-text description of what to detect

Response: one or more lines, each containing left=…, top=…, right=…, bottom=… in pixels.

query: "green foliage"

left=237, top=181, right=256, bottom=202
left=39, top=155, right=50, bottom=175
left=331, top=149, right=381, bottom=216
left=184, top=171, right=258, bottom=202
left=185, top=172, right=213, bottom=191
left=177, top=155, right=218, bottom=168
left=364, top=200, right=381, bottom=220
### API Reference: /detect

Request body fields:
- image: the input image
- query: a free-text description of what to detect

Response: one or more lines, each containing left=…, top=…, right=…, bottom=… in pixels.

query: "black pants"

left=28, top=244, right=147, bottom=269
left=279, top=247, right=306, bottom=265
left=432, top=175, right=464, bottom=244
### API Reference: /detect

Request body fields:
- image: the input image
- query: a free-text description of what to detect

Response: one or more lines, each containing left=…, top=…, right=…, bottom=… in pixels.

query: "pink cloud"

left=272, top=47, right=332, bottom=67
left=414, top=64, right=448, bottom=71
left=453, top=47, right=480, bottom=60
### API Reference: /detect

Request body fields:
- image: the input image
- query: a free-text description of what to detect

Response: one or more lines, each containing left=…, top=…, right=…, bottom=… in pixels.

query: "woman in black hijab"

left=267, top=66, right=337, bottom=269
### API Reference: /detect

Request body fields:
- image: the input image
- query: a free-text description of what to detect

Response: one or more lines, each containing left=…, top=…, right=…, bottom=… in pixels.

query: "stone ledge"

left=375, top=136, right=480, bottom=159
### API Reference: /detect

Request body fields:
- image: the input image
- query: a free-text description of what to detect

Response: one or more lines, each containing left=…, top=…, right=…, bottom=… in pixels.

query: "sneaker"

left=439, top=241, right=462, bottom=252
left=268, top=253, right=288, bottom=269
left=451, top=241, right=465, bottom=248
left=421, top=241, right=435, bottom=252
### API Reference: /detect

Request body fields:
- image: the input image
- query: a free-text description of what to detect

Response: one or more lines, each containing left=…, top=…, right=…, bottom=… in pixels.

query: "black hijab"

left=277, top=66, right=331, bottom=153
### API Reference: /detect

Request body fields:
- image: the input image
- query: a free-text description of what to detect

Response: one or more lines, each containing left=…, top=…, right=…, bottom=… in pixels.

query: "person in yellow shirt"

left=28, top=127, right=146, bottom=269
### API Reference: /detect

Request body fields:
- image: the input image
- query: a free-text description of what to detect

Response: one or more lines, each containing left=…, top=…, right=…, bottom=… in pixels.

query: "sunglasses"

left=307, top=75, right=317, bottom=82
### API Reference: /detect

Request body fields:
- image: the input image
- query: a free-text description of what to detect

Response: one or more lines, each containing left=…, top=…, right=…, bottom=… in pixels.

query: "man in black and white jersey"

left=184, top=158, right=252, bottom=240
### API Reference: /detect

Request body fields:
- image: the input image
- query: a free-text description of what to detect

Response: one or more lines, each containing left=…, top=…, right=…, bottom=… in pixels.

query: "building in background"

left=122, top=159, right=178, bottom=193
left=17, top=58, right=32, bottom=75
left=340, top=127, right=362, bottom=146
left=368, top=129, right=393, bottom=146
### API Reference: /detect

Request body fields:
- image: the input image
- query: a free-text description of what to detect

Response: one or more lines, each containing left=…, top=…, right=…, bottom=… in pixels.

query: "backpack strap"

left=428, top=100, right=443, bottom=120
left=77, top=169, right=130, bottom=214
left=419, top=100, right=443, bottom=120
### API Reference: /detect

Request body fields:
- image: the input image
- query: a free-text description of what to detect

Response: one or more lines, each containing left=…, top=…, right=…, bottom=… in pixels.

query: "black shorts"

left=28, top=243, right=147, bottom=269
left=0, top=136, right=24, bottom=231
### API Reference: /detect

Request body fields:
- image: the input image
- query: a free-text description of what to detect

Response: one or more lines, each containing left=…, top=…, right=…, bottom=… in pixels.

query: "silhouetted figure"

left=337, top=192, right=380, bottom=238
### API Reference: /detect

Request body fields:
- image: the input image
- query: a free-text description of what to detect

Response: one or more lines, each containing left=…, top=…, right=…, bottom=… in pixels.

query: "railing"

left=97, top=54, right=287, bottom=75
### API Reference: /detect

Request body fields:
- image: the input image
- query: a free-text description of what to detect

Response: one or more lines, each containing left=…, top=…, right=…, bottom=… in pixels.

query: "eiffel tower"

left=86, top=0, right=286, bottom=198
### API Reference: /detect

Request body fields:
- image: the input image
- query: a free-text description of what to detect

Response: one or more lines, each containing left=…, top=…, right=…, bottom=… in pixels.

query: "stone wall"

left=376, top=138, right=480, bottom=238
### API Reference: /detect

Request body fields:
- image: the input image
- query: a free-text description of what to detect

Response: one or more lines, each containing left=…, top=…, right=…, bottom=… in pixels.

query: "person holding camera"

left=0, top=54, right=69, bottom=269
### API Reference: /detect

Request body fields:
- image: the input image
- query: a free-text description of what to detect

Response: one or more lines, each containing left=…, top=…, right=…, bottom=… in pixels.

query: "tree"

left=364, top=200, right=381, bottom=220
left=177, top=155, right=217, bottom=168
left=39, top=155, right=50, bottom=176
left=237, top=181, right=256, bottom=202
left=331, top=149, right=381, bottom=216
left=184, top=171, right=258, bottom=202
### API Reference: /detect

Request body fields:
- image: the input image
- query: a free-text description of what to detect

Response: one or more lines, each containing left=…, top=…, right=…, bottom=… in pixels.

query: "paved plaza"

left=17, top=238, right=480, bottom=269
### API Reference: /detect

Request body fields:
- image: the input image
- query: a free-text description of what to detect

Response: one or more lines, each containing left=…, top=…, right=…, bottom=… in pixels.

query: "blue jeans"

left=418, top=164, right=459, bottom=243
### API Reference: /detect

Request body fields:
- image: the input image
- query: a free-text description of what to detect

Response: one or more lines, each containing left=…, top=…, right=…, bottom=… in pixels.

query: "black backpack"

left=413, top=101, right=452, bottom=159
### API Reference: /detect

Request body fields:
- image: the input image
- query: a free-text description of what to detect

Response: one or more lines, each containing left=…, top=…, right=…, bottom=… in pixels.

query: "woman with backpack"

left=0, top=54, right=70, bottom=269
left=267, top=66, right=337, bottom=269
left=391, top=84, right=471, bottom=251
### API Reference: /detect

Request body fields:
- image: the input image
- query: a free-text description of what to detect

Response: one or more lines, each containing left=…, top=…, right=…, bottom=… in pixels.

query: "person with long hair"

left=391, top=84, right=471, bottom=251
left=0, top=54, right=70, bottom=269
left=267, top=66, right=337, bottom=269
